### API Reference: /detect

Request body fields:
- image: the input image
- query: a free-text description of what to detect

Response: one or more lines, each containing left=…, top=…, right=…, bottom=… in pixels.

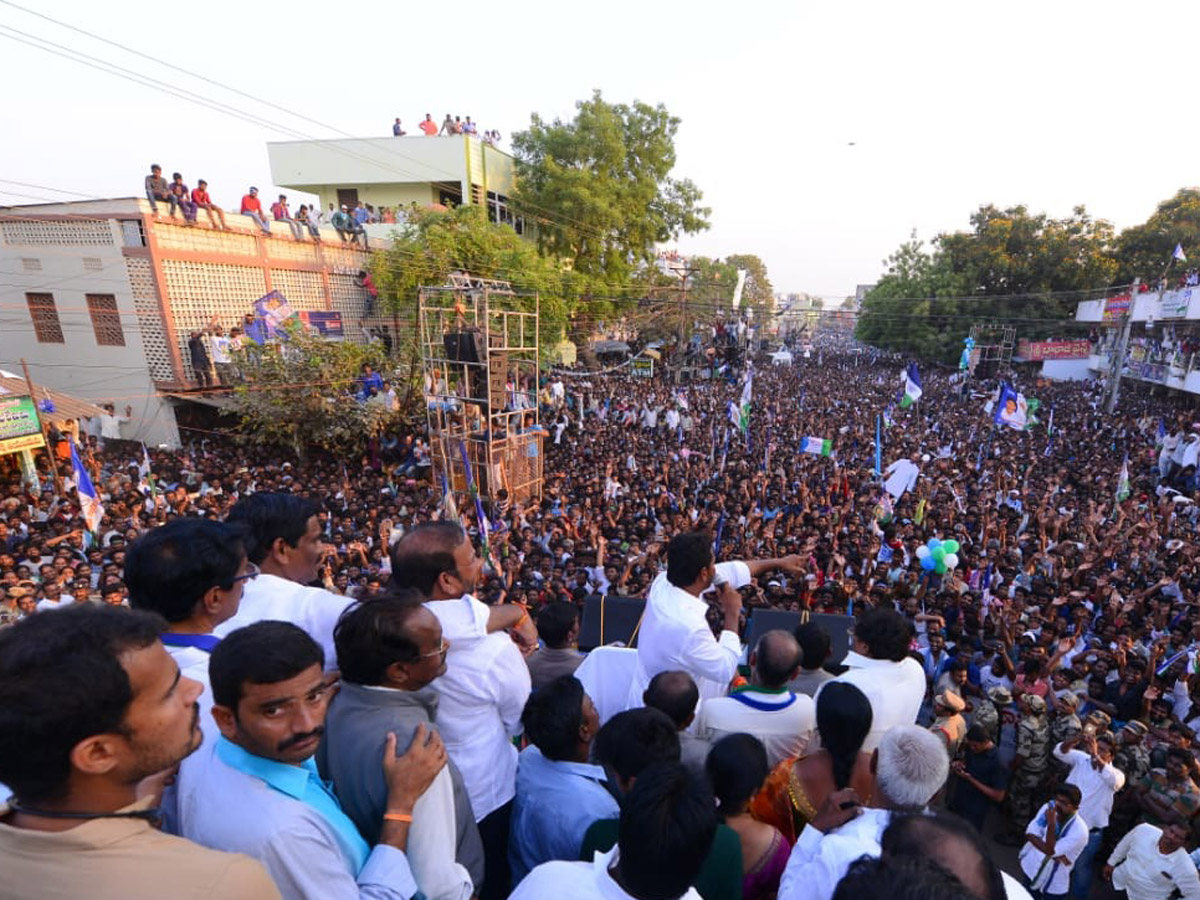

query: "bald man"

left=696, top=630, right=816, bottom=766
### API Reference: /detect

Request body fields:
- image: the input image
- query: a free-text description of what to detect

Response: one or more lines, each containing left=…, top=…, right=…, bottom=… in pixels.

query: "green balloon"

left=932, top=547, right=946, bottom=562
left=943, top=539, right=959, bottom=555
left=935, top=561, right=947, bottom=574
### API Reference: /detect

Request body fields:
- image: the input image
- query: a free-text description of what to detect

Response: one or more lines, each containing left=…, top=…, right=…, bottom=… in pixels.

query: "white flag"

left=1175, top=243, right=1188, bottom=262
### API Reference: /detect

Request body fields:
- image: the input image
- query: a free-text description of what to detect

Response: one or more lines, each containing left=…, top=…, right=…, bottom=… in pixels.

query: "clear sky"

left=2, top=0, right=1197, bottom=300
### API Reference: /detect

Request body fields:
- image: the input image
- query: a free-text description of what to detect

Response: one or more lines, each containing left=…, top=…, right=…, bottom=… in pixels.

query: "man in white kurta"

left=1106, top=823, right=1200, bottom=900
left=626, top=531, right=805, bottom=710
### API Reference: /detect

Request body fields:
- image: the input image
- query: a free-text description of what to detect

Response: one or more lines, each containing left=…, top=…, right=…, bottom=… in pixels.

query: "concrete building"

left=0, top=199, right=377, bottom=447
left=267, top=134, right=522, bottom=239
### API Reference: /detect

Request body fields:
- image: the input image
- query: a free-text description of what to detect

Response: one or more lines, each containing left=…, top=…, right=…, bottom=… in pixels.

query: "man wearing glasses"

left=124, top=517, right=258, bottom=834
left=320, top=590, right=483, bottom=900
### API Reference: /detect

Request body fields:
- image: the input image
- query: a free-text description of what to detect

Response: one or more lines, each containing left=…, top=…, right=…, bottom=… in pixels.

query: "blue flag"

left=69, top=442, right=104, bottom=533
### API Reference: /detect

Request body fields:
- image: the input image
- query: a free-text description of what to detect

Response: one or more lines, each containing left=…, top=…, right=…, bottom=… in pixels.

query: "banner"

left=0, top=394, right=46, bottom=455
left=298, top=310, right=344, bottom=336
left=253, top=290, right=295, bottom=337
left=1103, top=293, right=1131, bottom=321
left=1162, top=288, right=1192, bottom=319
left=1016, top=339, right=1091, bottom=361
left=631, top=357, right=654, bottom=378
left=993, top=384, right=1029, bottom=430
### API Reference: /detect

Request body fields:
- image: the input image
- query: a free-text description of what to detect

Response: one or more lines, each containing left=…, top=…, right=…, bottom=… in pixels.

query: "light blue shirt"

left=183, top=736, right=420, bottom=900
left=508, top=744, right=619, bottom=887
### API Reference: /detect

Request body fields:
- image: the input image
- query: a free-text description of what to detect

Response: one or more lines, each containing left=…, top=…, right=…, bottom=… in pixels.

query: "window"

left=26, top=293, right=64, bottom=343
left=86, top=294, right=125, bottom=346
left=486, top=191, right=524, bottom=235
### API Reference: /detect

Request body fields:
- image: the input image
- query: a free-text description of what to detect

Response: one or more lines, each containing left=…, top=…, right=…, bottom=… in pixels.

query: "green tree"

left=857, top=206, right=1115, bottom=362
left=227, top=324, right=395, bottom=461
left=510, top=91, right=710, bottom=296
left=1113, top=188, right=1200, bottom=284
left=370, top=205, right=573, bottom=358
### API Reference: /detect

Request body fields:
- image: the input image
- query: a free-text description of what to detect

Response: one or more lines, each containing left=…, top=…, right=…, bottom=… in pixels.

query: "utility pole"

left=1105, top=278, right=1138, bottom=414
left=673, top=264, right=699, bottom=366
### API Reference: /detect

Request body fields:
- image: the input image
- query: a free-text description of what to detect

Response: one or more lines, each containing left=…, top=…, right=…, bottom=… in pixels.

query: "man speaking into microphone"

left=629, top=530, right=807, bottom=707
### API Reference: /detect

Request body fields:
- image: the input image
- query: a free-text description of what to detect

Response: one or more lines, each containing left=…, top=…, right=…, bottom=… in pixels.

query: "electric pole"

left=1105, top=278, right=1138, bottom=414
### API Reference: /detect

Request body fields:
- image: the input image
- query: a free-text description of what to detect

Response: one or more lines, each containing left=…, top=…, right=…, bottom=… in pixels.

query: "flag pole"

left=874, top=414, right=882, bottom=478
left=21, top=357, right=63, bottom=496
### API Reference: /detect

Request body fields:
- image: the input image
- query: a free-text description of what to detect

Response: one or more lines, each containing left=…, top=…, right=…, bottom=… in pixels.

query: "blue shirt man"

left=508, top=678, right=616, bottom=888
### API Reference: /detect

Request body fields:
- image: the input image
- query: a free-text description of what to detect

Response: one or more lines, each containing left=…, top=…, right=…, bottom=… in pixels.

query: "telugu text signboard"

left=0, top=395, right=45, bottom=456
left=1016, top=340, right=1091, bottom=361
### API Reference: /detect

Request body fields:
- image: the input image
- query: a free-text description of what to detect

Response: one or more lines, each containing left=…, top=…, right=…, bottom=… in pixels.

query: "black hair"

left=795, top=621, right=831, bottom=670
left=0, top=605, right=163, bottom=802
left=883, top=813, right=1006, bottom=900
left=125, top=517, right=243, bottom=623
left=225, top=492, right=319, bottom=565
left=389, top=521, right=465, bottom=596
left=817, top=681, right=873, bottom=789
left=210, top=621, right=324, bottom=712
left=965, top=723, right=990, bottom=743
left=592, top=708, right=680, bottom=782
left=521, top=675, right=585, bottom=762
left=832, top=855, right=978, bottom=900
left=537, top=600, right=580, bottom=649
left=706, top=733, right=769, bottom=818
left=617, top=763, right=717, bottom=900
left=754, top=630, right=801, bottom=688
left=1054, top=783, right=1083, bottom=806
left=666, top=531, right=713, bottom=589
left=855, top=607, right=913, bottom=662
left=333, top=588, right=427, bottom=685
left=644, top=671, right=699, bottom=728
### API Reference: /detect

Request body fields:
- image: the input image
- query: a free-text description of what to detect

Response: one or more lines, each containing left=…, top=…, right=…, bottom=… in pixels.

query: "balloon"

left=942, top=539, right=960, bottom=555
left=932, top=547, right=946, bottom=563
left=935, top=561, right=947, bottom=574
left=916, top=546, right=930, bottom=559
left=944, top=553, right=959, bottom=569
left=927, top=538, right=942, bottom=551
left=921, top=555, right=937, bottom=571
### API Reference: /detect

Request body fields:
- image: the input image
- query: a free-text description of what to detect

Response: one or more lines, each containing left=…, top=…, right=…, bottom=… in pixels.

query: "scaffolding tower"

left=419, top=273, right=543, bottom=509
left=967, top=322, right=1017, bottom=378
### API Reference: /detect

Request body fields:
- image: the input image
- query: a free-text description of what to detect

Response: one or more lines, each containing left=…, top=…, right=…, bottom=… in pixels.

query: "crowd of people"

left=393, top=113, right=501, bottom=145
left=6, top=341, right=1200, bottom=900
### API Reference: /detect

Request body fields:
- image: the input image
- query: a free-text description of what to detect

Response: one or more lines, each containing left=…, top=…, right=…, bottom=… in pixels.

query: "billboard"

left=0, top=394, right=45, bottom=456
left=299, top=311, right=345, bottom=337
left=1016, top=339, right=1091, bottom=361
left=1103, top=293, right=1132, bottom=321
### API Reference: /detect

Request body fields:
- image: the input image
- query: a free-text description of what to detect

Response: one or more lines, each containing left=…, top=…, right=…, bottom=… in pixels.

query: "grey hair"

left=876, top=726, right=950, bottom=810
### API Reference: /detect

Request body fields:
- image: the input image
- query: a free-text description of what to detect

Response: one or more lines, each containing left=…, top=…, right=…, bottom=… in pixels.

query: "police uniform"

left=1009, top=694, right=1050, bottom=825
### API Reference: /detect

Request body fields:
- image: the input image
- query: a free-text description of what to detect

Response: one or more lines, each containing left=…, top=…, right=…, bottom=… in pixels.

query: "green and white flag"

left=900, top=363, right=922, bottom=408
left=1116, top=454, right=1130, bottom=502
left=801, top=436, right=833, bottom=456
left=729, top=370, right=753, bottom=434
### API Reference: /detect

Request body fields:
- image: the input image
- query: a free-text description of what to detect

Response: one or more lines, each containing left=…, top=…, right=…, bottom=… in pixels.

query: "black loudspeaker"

left=578, top=595, right=645, bottom=651
left=444, top=329, right=485, bottom=363
left=744, top=610, right=855, bottom=666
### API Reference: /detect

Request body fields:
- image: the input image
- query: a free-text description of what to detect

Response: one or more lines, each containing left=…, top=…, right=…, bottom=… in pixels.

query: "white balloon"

left=944, top=553, right=959, bottom=569
left=915, top=546, right=930, bottom=559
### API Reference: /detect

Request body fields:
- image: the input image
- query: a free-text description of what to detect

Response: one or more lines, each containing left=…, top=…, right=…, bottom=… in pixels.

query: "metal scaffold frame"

left=419, top=273, right=543, bottom=506
left=968, top=321, right=1016, bottom=376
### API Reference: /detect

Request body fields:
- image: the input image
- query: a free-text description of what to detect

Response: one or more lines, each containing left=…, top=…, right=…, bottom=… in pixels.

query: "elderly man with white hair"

left=777, top=725, right=951, bottom=900
left=778, top=725, right=1033, bottom=900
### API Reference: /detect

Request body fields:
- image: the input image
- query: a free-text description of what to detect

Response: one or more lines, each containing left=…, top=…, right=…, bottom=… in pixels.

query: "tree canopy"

left=369, top=204, right=572, bottom=353
left=510, top=90, right=710, bottom=298
left=856, top=205, right=1117, bottom=363
left=1112, top=188, right=1200, bottom=285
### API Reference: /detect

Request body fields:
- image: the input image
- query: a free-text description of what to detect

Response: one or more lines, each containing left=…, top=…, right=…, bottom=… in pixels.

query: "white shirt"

left=575, top=646, right=639, bottom=726
left=214, top=573, right=353, bottom=673
left=161, top=641, right=220, bottom=836
left=1052, top=743, right=1125, bottom=829
left=424, top=595, right=531, bottom=821
left=98, top=413, right=128, bottom=440
left=1109, top=823, right=1200, bottom=900
left=1019, top=803, right=1089, bottom=896
left=628, top=561, right=751, bottom=709
left=823, top=652, right=925, bottom=751
left=779, top=808, right=891, bottom=900
left=510, top=847, right=702, bottom=900
left=696, top=687, right=816, bottom=767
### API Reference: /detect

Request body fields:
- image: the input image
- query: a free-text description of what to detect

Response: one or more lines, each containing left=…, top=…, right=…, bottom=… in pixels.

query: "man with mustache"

left=186, top=621, right=447, bottom=900
left=0, top=605, right=280, bottom=900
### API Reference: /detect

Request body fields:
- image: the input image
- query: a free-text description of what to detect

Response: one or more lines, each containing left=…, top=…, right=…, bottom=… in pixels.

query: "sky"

left=2, top=0, right=1198, bottom=300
